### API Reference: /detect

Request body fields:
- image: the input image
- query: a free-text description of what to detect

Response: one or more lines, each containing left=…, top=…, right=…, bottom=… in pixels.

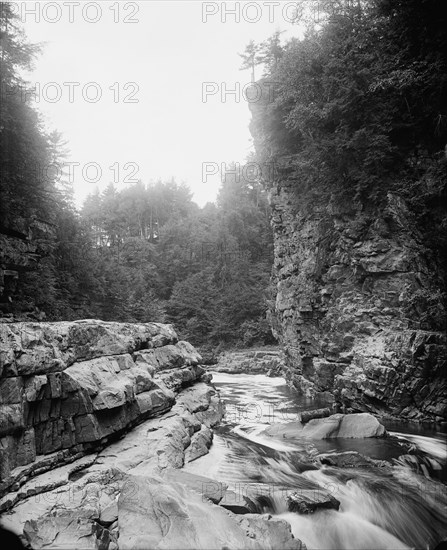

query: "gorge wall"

left=262, top=156, right=446, bottom=422
left=246, top=2, right=447, bottom=424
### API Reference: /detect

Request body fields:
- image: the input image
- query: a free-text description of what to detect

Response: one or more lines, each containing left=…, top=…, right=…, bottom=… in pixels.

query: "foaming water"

left=186, top=372, right=447, bottom=549
left=232, top=425, right=299, bottom=452
left=278, top=510, right=410, bottom=550
left=303, top=469, right=447, bottom=549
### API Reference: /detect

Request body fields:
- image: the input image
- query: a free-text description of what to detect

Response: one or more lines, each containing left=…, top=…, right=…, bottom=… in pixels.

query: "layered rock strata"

left=0, top=320, right=212, bottom=496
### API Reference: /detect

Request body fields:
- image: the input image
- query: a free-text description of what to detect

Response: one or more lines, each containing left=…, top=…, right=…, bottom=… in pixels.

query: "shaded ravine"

left=185, top=373, right=447, bottom=550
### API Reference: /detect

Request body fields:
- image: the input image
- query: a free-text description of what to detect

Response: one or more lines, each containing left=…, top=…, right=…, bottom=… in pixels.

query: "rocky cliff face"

left=259, top=156, right=446, bottom=422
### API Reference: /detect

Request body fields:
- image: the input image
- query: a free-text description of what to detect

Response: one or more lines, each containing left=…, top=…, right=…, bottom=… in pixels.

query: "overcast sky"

left=19, top=1, right=302, bottom=206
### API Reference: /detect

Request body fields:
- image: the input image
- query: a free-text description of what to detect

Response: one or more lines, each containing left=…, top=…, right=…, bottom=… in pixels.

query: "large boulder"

left=302, top=413, right=387, bottom=439
left=264, top=413, right=387, bottom=440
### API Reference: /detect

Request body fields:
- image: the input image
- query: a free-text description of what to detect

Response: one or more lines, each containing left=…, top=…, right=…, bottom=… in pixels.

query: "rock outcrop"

left=212, top=348, right=285, bottom=376
left=0, top=320, right=212, bottom=497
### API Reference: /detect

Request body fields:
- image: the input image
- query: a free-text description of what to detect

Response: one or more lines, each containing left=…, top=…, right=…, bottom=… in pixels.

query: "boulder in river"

left=315, top=450, right=388, bottom=469
left=302, top=413, right=387, bottom=439
left=264, top=413, right=387, bottom=440
left=287, top=489, right=340, bottom=514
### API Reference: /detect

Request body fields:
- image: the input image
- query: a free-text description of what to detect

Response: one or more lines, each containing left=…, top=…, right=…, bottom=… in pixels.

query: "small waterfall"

left=278, top=510, right=411, bottom=550
left=390, top=432, right=447, bottom=482
left=302, top=469, right=447, bottom=550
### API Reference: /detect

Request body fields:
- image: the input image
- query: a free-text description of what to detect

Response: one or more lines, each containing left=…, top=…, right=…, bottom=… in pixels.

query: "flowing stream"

left=185, top=373, right=447, bottom=550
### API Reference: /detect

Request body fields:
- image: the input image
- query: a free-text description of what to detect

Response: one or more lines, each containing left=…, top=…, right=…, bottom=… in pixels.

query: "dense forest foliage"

left=0, top=2, right=274, bottom=350
left=77, top=173, right=275, bottom=349
left=248, top=0, right=447, bottom=327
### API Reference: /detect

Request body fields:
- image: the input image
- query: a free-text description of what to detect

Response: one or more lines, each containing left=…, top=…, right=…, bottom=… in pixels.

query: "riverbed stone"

left=302, top=413, right=387, bottom=439
left=264, top=413, right=387, bottom=440
left=287, top=489, right=340, bottom=514
left=300, top=408, right=331, bottom=423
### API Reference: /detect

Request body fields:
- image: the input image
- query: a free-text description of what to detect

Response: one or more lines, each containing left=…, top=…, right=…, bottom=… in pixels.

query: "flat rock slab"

left=302, top=413, right=387, bottom=439
left=161, top=469, right=227, bottom=504
left=118, top=474, right=305, bottom=549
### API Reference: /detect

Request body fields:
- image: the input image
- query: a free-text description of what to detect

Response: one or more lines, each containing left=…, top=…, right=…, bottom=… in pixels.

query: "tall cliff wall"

left=261, top=156, right=446, bottom=422
left=246, top=1, right=447, bottom=424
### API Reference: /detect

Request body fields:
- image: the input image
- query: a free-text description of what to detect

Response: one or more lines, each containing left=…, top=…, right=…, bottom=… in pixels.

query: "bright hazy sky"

left=19, top=1, right=303, bottom=206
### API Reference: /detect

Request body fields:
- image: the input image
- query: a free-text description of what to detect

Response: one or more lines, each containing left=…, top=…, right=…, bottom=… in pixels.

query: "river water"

left=185, top=373, right=447, bottom=550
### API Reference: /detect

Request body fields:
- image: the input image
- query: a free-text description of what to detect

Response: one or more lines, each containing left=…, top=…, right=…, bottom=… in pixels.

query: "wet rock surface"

left=314, top=450, right=388, bottom=469
left=300, top=408, right=332, bottom=424
left=286, top=490, right=340, bottom=514
left=0, top=381, right=228, bottom=548
left=264, top=413, right=387, bottom=440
